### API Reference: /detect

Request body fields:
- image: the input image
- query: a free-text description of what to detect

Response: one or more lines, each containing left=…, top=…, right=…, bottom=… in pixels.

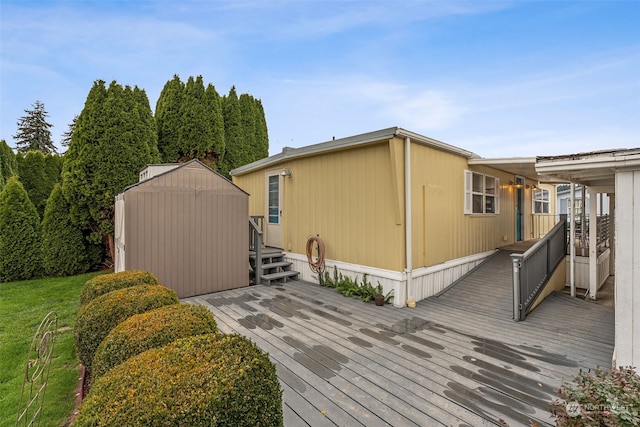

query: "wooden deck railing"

left=249, top=216, right=264, bottom=282
left=512, top=217, right=567, bottom=321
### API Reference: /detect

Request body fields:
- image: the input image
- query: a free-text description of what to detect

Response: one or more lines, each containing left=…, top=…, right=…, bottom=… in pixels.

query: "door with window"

left=266, top=172, right=283, bottom=248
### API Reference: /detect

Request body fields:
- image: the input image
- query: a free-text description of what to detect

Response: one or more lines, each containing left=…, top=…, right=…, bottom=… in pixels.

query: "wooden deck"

left=184, top=252, right=614, bottom=427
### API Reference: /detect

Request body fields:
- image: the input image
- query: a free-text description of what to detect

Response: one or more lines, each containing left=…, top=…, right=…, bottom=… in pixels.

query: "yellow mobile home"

left=231, top=127, right=555, bottom=307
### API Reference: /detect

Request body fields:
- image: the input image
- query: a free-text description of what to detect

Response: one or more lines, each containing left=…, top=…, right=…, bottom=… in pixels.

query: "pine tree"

left=156, top=75, right=185, bottom=162
left=61, top=115, right=78, bottom=148
left=0, top=139, right=18, bottom=183
left=0, top=176, right=42, bottom=281
left=16, top=150, right=61, bottom=218
left=62, top=80, right=155, bottom=264
left=220, top=86, right=244, bottom=177
left=13, top=100, right=57, bottom=154
left=41, top=183, right=88, bottom=277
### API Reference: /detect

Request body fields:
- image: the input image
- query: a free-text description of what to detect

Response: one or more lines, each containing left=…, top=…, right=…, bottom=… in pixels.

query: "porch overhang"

left=535, top=148, right=640, bottom=193
left=467, top=157, right=539, bottom=181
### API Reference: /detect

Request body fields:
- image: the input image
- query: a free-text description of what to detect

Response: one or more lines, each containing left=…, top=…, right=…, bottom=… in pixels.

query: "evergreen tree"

left=205, top=83, right=226, bottom=165
left=155, top=75, right=185, bottom=162
left=239, top=93, right=258, bottom=163
left=0, top=176, right=42, bottom=281
left=61, top=115, right=78, bottom=148
left=41, top=183, right=88, bottom=277
left=220, top=86, right=244, bottom=177
left=0, top=139, right=18, bottom=183
left=178, top=76, right=213, bottom=162
left=13, top=100, right=57, bottom=154
left=16, top=151, right=61, bottom=218
left=133, top=87, right=160, bottom=162
left=254, top=98, right=269, bottom=159
left=62, top=80, right=155, bottom=263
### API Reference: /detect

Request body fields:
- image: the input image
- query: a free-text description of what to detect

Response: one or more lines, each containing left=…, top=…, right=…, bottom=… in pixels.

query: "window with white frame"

left=464, top=170, right=499, bottom=214
left=533, top=188, right=550, bottom=214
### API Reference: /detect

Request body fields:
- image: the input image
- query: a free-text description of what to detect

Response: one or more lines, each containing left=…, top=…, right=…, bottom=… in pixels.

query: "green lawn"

left=0, top=272, right=102, bottom=427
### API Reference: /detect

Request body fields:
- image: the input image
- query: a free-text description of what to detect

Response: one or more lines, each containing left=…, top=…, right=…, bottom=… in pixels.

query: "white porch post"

left=610, top=194, right=615, bottom=276
left=588, top=186, right=598, bottom=300
left=615, top=170, right=639, bottom=370
left=570, top=183, right=576, bottom=297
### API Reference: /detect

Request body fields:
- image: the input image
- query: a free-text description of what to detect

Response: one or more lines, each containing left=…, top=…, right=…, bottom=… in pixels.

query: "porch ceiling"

left=467, top=157, right=539, bottom=181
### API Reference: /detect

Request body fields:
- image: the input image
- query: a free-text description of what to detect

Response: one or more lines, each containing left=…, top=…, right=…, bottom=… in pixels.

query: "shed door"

left=266, top=172, right=283, bottom=248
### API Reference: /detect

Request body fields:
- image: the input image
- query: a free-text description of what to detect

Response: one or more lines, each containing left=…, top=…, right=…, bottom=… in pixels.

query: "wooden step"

left=260, top=270, right=299, bottom=286
left=262, top=261, right=292, bottom=271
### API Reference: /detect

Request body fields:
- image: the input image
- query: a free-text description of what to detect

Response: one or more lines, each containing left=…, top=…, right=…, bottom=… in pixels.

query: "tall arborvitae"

left=239, top=93, right=258, bottom=163
left=178, top=76, right=213, bottom=163
left=254, top=98, right=269, bottom=160
left=62, top=80, right=155, bottom=264
left=205, top=83, right=226, bottom=164
left=0, top=139, right=17, bottom=183
left=13, top=100, right=57, bottom=154
left=0, top=177, right=42, bottom=281
left=41, top=183, right=89, bottom=277
left=16, top=151, right=61, bottom=218
left=134, top=87, right=160, bottom=162
left=220, top=86, right=244, bottom=177
left=156, top=75, right=184, bottom=162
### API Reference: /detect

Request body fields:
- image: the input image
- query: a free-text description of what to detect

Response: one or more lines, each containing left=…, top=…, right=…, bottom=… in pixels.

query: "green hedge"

left=74, top=333, right=283, bottom=427
left=92, top=304, right=218, bottom=379
left=79, top=270, right=159, bottom=306
left=74, top=284, right=178, bottom=371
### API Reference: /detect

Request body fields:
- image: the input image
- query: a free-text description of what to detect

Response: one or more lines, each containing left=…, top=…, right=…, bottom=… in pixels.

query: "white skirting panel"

left=284, top=250, right=496, bottom=308
left=565, top=248, right=611, bottom=292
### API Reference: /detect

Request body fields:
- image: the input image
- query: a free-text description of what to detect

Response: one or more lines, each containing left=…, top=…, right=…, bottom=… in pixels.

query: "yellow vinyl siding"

left=410, top=142, right=533, bottom=268
left=234, top=140, right=406, bottom=271
left=234, top=135, right=545, bottom=273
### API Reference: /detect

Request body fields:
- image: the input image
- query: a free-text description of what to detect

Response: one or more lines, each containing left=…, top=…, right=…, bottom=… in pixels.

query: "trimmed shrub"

left=92, top=304, right=217, bottom=379
left=0, top=176, right=42, bottom=281
left=74, top=333, right=283, bottom=427
left=41, top=183, right=89, bottom=277
left=551, top=366, right=640, bottom=426
left=79, top=270, right=159, bottom=306
left=74, top=284, right=178, bottom=371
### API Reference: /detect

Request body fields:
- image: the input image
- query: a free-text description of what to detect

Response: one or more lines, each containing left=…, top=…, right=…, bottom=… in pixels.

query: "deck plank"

left=184, top=254, right=614, bottom=427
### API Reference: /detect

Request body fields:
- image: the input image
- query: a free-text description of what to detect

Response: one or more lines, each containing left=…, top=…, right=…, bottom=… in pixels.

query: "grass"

left=0, top=272, right=102, bottom=427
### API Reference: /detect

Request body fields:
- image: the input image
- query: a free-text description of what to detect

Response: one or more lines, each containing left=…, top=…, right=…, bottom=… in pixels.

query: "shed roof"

left=120, top=159, right=248, bottom=195
left=230, top=127, right=480, bottom=176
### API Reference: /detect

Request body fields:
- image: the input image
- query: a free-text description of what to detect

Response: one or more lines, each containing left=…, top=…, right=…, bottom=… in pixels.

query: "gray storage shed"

left=115, top=159, right=249, bottom=298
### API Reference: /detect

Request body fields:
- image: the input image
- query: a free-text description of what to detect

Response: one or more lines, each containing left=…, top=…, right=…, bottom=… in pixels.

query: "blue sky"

left=1, top=0, right=638, bottom=158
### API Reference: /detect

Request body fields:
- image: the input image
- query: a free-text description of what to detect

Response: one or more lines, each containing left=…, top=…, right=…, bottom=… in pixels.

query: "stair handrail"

left=249, top=216, right=263, bottom=283
left=512, top=215, right=567, bottom=321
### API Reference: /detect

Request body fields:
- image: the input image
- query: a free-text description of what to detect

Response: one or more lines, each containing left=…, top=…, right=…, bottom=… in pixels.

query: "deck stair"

left=249, top=248, right=299, bottom=285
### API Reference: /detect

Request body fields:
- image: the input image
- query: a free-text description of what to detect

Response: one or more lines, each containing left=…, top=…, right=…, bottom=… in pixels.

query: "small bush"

left=74, top=333, right=283, bottom=427
left=92, top=303, right=217, bottom=379
left=551, top=366, right=640, bottom=426
left=74, top=284, right=178, bottom=371
left=79, top=270, right=159, bottom=306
